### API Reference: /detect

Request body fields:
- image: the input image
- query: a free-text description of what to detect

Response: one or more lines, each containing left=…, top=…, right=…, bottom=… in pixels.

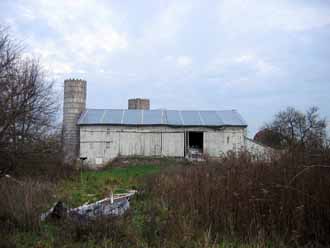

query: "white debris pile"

left=41, top=190, right=137, bottom=221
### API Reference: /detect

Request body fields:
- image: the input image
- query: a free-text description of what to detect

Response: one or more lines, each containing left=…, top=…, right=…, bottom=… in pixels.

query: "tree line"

left=255, top=106, right=329, bottom=163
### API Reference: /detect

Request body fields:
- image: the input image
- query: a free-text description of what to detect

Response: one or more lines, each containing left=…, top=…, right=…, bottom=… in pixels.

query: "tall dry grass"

left=1, top=149, right=329, bottom=247
left=0, top=159, right=75, bottom=233
left=0, top=178, right=54, bottom=232
left=142, top=151, right=330, bottom=246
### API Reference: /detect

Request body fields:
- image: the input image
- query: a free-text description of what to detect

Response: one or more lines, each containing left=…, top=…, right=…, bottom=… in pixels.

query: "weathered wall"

left=244, top=137, right=272, bottom=160
left=204, top=127, right=245, bottom=156
left=161, top=132, right=184, bottom=157
left=80, top=125, right=245, bottom=167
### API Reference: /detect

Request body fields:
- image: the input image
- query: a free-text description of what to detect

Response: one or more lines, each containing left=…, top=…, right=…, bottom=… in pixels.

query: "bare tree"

left=263, top=106, right=326, bottom=151
left=254, top=128, right=283, bottom=149
left=0, top=26, right=58, bottom=176
left=0, top=26, right=19, bottom=76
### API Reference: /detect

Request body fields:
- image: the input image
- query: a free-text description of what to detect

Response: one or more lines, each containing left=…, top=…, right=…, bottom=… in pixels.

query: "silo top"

left=63, top=79, right=87, bottom=100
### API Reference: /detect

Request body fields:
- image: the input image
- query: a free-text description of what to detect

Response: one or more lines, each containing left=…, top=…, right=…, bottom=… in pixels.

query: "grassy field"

left=2, top=159, right=267, bottom=247
left=1, top=154, right=330, bottom=247
left=57, top=163, right=161, bottom=207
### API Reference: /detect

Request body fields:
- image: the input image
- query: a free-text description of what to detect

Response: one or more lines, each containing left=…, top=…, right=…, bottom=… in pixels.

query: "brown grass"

left=142, top=151, right=330, bottom=247
left=0, top=178, right=54, bottom=232
left=1, top=149, right=330, bottom=247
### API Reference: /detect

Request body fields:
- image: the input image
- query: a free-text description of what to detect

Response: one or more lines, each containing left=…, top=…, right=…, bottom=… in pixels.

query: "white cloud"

left=139, top=1, right=195, bottom=47
left=50, top=62, right=73, bottom=75
left=218, top=0, right=330, bottom=34
left=63, top=29, right=127, bottom=64
left=204, top=52, right=279, bottom=87
left=234, top=54, right=255, bottom=63
left=13, top=0, right=127, bottom=75
left=18, top=5, right=37, bottom=21
left=163, top=55, right=174, bottom=62
left=233, top=53, right=278, bottom=75
left=255, top=60, right=276, bottom=75
left=77, top=69, right=86, bottom=74
left=176, top=56, right=192, bottom=67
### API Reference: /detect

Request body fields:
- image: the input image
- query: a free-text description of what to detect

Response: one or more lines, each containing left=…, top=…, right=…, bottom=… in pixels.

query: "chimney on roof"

left=128, top=98, right=150, bottom=110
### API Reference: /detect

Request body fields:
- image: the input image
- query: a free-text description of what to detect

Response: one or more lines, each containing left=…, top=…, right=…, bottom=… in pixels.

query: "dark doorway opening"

left=188, top=131, right=203, bottom=151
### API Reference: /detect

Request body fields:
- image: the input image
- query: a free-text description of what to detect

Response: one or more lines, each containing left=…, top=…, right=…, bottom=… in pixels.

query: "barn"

left=62, top=79, right=268, bottom=167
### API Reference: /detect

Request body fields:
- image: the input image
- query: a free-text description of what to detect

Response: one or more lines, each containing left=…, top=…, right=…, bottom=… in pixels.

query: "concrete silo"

left=62, top=79, right=87, bottom=163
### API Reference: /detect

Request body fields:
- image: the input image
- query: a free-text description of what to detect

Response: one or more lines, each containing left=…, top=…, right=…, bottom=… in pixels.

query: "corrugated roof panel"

left=166, top=110, right=183, bottom=125
left=78, top=109, right=247, bottom=127
left=78, top=109, right=103, bottom=124
left=200, top=111, right=223, bottom=126
left=142, top=110, right=163, bottom=125
left=123, top=109, right=142, bottom=125
left=102, top=109, right=123, bottom=124
left=181, top=111, right=202, bottom=126
left=216, top=110, right=247, bottom=126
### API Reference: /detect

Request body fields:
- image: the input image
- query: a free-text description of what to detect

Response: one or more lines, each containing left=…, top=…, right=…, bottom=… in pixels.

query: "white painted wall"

left=80, top=125, right=246, bottom=167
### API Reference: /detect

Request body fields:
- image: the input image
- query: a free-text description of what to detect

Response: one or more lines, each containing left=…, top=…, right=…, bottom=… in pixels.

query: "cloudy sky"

left=1, top=0, right=329, bottom=135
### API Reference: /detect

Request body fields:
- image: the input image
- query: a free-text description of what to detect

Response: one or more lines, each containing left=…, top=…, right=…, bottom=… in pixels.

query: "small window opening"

left=107, top=128, right=110, bottom=135
left=106, top=142, right=110, bottom=149
left=227, top=136, right=230, bottom=144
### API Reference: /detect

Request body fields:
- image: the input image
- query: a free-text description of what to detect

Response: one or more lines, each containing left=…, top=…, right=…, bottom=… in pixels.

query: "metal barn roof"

left=77, top=109, right=247, bottom=127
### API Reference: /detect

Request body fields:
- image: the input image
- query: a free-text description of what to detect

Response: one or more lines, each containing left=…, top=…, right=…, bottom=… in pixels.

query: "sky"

left=1, top=0, right=330, bottom=136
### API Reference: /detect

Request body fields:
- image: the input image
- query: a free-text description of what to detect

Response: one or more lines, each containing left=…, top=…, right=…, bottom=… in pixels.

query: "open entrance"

left=188, top=132, right=203, bottom=150
left=186, top=131, right=203, bottom=159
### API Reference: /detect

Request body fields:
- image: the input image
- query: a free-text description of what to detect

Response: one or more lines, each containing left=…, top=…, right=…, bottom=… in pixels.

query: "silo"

left=62, top=79, right=87, bottom=164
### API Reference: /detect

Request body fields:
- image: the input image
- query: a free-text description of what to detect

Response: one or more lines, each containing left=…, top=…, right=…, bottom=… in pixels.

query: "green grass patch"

left=57, top=163, right=161, bottom=207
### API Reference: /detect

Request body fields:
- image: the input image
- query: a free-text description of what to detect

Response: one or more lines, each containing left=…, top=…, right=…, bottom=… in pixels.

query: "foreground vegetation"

left=1, top=152, right=330, bottom=247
